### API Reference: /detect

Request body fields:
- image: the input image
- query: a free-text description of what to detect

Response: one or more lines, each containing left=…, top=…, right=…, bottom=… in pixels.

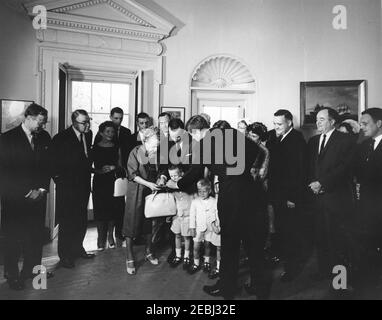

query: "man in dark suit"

left=50, top=109, right=95, bottom=269
left=94, top=107, right=132, bottom=247
left=171, top=115, right=270, bottom=299
left=158, top=117, right=196, bottom=266
left=0, top=103, right=52, bottom=290
left=307, top=107, right=356, bottom=280
left=128, top=112, right=150, bottom=153
left=353, top=108, right=382, bottom=275
left=267, top=109, right=307, bottom=281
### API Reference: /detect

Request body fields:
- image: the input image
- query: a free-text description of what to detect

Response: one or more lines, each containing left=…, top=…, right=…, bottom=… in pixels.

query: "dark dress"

left=123, top=146, right=159, bottom=238
left=92, top=144, right=123, bottom=222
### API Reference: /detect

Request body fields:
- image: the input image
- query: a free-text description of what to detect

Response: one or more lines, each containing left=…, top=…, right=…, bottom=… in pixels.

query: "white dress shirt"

left=318, top=128, right=335, bottom=154
left=281, top=127, right=293, bottom=142
left=21, top=123, right=33, bottom=146
left=72, top=126, right=88, bottom=157
left=373, top=134, right=382, bottom=150
left=22, top=123, right=46, bottom=195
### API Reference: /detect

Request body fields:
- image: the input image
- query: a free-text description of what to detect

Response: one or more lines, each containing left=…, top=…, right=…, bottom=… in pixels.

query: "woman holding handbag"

left=123, top=127, right=162, bottom=274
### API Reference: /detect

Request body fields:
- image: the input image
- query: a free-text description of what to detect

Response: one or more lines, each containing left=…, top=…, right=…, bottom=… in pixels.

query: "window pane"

left=92, top=83, right=111, bottom=113
left=203, top=106, right=221, bottom=128
left=72, top=81, right=91, bottom=112
left=90, top=113, right=110, bottom=142
left=221, top=107, right=240, bottom=128
left=111, top=83, right=130, bottom=112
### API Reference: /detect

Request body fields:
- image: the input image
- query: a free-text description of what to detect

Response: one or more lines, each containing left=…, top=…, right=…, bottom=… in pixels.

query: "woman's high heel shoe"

left=145, top=253, right=159, bottom=265
left=126, top=260, right=136, bottom=275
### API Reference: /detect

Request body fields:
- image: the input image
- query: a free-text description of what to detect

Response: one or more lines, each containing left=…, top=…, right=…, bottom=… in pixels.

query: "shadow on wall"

left=136, top=0, right=186, bottom=37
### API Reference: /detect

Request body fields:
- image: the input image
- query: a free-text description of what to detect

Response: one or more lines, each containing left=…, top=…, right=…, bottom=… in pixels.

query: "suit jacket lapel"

left=370, top=139, right=382, bottom=160
left=318, top=130, right=337, bottom=161
left=16, top=125, right=34, bottom=152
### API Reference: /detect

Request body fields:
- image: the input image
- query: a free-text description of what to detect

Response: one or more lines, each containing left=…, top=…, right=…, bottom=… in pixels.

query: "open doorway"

left=68, top=79, right=135, bottom=221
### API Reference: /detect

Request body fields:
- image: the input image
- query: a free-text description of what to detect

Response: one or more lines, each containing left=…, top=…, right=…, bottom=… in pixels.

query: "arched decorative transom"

left=191, top=55, right=255, bottom=91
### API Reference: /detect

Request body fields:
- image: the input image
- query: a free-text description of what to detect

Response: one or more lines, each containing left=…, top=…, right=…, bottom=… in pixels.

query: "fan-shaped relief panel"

left=191, top=56, right=255, bottom=90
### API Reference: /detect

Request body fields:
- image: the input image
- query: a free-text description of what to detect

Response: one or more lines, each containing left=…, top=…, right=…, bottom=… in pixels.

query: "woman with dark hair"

left=246, top=122, right=275, bottom=255
left=92, top=121, right=123, bottom=251
left=246, top=122, right=270, bottom=183
left=212, top=120, right=232, bottom=130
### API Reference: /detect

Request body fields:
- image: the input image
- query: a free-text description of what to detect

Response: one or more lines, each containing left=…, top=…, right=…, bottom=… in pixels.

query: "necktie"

left=319, top=134, right=327, bottom=155
left=30, top=134, right=35, bottom=151
left=176, top=142, right=182, bottom=157
left=277, top=135, right=283, bottom=143
left=79, top=133, right=87, bottom=157
left=367, top=138, right=375, bottom=161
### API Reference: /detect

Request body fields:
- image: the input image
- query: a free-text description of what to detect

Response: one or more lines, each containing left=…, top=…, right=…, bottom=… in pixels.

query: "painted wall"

left=0, top=3, right=37, bottom=102
left=156, top=0, right=382, bottom=134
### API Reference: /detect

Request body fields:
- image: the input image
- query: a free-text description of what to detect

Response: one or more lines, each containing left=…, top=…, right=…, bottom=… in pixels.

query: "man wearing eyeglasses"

left=0, top=103, right=52, bottom=290
left=50, top=109, right=95, bottom=269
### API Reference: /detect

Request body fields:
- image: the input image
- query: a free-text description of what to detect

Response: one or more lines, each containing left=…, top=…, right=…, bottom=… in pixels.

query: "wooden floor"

left=0, top=227, right=381, bottom=300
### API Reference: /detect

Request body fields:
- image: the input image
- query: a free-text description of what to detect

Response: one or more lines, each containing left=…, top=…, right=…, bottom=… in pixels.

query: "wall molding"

left=24, top=0, right=175, bottom=47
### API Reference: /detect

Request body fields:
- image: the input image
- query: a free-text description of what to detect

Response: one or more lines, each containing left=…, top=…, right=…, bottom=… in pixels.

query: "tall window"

left=202, top=105, right=243, bottom=128
left=71, top=81, right=130, bottom=139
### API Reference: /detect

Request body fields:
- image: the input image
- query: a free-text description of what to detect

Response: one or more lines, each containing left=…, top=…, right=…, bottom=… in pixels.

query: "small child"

left=189, top=179, right=221, bottom=278
left=167, top=165, right=193, bottom=270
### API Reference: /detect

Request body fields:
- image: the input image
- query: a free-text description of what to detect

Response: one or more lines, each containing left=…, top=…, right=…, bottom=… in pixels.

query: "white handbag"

left=144, top=192, right=177, bottom=218
left=113, top=168, right=129, bottom=197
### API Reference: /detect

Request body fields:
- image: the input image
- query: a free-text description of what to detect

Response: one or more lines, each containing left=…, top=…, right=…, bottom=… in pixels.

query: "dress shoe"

left=79, top=252, right=96, bottom=259
left=167, top=251, right=176, bottom=264
left=169, top=256, right=182, bottom=268
left=7, top=278, right=25, bottom=291
left=280, top=271, right=297, bottom=283
left=126, top=260, right=136, bottom=275
left=203, top=262, right=212, bottom=273
left=203, top=283, right=224, bottom=297
left=203, top=283, right=234, bottom=300
left=208, top=268, right=220, bottom=279
left=59, top=258, right=75, bottom=269
left=145, top=253, right=159, bottom=265
left=268, top=255, right=281, bottom=267
left=188, top=263, right=201, bottom=275
left=183, top=257, right=191, bottom=270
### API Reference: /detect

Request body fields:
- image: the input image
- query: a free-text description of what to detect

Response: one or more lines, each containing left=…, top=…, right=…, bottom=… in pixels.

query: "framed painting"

left=161, top=106, right=186, bottom=123
left=1, top=99, right=34, bottom=133
left=300, top=80, right=366, bottom=127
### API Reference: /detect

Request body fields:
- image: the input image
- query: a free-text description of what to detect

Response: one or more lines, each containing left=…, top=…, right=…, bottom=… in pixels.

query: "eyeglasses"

left=75, top=119, right=92, bottom=125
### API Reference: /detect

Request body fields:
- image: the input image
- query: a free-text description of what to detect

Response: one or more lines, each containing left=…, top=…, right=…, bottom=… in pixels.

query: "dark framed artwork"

left=300, top=80, right=366, bottom=127
left=0, top=99, right=34, bottom=133
left=161, top=106, right=186, bottom=123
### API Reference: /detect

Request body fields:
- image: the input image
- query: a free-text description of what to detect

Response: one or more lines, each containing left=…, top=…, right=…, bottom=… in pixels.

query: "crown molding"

left=24, top=0, right=175, bottom=45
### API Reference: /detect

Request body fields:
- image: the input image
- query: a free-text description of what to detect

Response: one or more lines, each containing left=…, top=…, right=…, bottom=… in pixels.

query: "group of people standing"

left=0, top=102, right=381, bottom=300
